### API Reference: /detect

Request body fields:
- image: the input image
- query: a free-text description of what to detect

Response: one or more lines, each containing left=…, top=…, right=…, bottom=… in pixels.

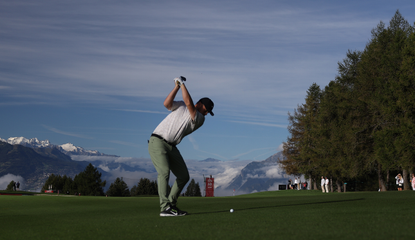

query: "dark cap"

left=198, top=97, right=214, bottom=116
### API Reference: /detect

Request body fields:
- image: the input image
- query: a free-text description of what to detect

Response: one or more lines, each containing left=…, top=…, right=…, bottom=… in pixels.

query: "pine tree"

left=7, top=181, right=16, bottom=191
left=106, top=177, right=130, bottom=197
left=280, top=83, right=322, bottom=188
left=194, top=182, right=202, bottom=197
left=184, top=179, right=201, bottom=196
left=280, top=104, right=306, bottom=175
left=73, top=163, right=106, bottom=196
left=131, top=178, right=158, bottom=196
left=280, top=10, right=415, bottom=192
left=357, top=10, right=414, bottom=190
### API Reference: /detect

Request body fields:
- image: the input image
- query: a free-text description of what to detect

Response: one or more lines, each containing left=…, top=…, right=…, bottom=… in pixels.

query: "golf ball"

left=230, top=209, right=234, bottom=213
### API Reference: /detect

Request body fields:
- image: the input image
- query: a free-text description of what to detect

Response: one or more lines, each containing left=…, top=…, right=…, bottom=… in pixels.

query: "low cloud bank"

left=70, top=155, right=305, bottom=196
left=0, top=174, right=25, bottom=190
left=71, top=155, right=253, bottom=196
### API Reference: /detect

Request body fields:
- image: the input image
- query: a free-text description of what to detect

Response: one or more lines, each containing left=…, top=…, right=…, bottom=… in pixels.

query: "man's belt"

left=151, top=134, right=175, bottom=146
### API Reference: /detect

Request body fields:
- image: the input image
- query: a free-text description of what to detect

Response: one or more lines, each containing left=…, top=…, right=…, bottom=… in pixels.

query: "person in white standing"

left=294, top=177, right=298, bottom=190
left=321, top=176, right=325, bottom=193
left=325, top=177, right=329, bottom=193
left=395, top=174, right=404, bottom=191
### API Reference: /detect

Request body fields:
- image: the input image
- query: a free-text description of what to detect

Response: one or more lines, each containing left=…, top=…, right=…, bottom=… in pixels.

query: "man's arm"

left=180, top=83, right=197, bottom=120
left=163, top=83, right=180, bottom=110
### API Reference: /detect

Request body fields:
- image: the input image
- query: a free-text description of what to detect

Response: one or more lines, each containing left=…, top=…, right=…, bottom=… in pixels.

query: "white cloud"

left=71, top=155, right=253, bottom=196
left=0, top=174, right=24, bottom=190
left=267, top=182, right=280, bottom=191
left=265, top=167, right=284, bottom=178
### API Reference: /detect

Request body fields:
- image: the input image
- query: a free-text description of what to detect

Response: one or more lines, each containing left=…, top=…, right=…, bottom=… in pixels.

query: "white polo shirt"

left=153, top=101, right=205, bottom=145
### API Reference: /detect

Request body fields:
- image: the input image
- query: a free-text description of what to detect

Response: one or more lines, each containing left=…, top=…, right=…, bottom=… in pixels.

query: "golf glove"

left=174, top=76, right=186, bottom=86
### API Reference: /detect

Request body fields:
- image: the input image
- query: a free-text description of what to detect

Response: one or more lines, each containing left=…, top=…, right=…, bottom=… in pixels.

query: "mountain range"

left=0, top=136, right=293, bottom=194
left=1, top=137, right=118, bottom=157
left=219, top=152, right=288, bottom=193
left=0, top=141, right=89, bottom=190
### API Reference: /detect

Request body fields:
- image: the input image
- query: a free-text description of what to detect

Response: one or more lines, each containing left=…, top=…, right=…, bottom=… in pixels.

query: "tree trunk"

left=309, top=177, right=313, bottom=190
left=330, top=178, right=333, bottom=192
left=386, top=170, right=390, bottom=191
left=336, top=180, right=342, bottom=192
left=403, top=169, right=410, bottom=190
left=378, top=164, right=387, bottom=191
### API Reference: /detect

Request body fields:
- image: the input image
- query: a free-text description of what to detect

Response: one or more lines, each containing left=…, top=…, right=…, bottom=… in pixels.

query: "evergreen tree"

left=357, top=10, right=414, bottom=190
left=131, top=178, right=158, bottom=196
left=106, top=177, right=130, bottom=197
left=194, top=182, right=202, bottom=197
left=41, top=174, right=59, bottom=192
left=299, top=83, right=322, bottom=189
left=280, top=83, right=322, bottom=189
left=62, top=175, right=74, bottom=194
left=73, top=163, right=106, bottom=196
left=280, top=104, right=306, bottom=175
left=395, top=29, right=415, bottom=180
left=7, top=180, right=16, bottom=191
left=150, top=180, right=158, bottom=195
left=280, top=11, right=415, bottom=192
left=316, top=50, right=369, bottom=191
left=184, top=179, right=202, bottom=196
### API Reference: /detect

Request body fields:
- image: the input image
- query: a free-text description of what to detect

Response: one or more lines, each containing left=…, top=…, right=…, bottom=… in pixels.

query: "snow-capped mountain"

left=219, top=152, right=297, bottom=193
left=0, top=137, right=117, bottom=157
left=4, top=137, right=52, bottom=148
left=58, top=143, right=110, bottom=156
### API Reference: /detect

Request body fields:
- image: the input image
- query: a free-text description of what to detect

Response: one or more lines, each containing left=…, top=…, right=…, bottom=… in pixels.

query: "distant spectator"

left=411, top=174, right=415, bottom=191
left=16, top=181, right=20, bottom=191
left=325, top=177, right=329, bottom=193
left=13, top=182, right=16, bottom=191
left=294, top=178, right=299, bottom=190
left=395, top=174, right=404, bottom=191
left=288, top=179, right=293, bottom=189
left=321, top=176, right=325, bottom=193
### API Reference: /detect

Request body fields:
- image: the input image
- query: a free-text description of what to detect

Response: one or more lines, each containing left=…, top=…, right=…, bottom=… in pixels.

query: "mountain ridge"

left=0, top=136, right=291, bottom=195
left=0, top=137, right=118, bottom=157
left=221, top=152, right=288, bottom=193
left=0, top=141, right=89, bottom=190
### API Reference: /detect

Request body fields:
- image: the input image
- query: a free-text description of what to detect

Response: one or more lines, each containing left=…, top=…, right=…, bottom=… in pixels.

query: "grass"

left=1, top=190, right=414, bottom=240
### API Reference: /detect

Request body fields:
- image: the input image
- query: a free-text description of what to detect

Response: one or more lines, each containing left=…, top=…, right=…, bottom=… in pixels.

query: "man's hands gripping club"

left=174, top=76, right=186, bottom=87
left=165, top=76, right=197, bottom=120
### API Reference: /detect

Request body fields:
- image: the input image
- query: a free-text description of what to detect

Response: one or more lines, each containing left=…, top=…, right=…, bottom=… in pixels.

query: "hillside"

left=0, top=142, right=88, bottom=190
left=223, top=152, right=288, bottom=193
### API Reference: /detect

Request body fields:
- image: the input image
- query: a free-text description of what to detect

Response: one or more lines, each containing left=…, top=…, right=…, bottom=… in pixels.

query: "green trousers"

left=148, top=136, right=190, bottom=211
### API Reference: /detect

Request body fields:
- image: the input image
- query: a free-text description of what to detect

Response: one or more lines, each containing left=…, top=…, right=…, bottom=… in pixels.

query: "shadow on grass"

left=190, top=198, right=365, bottom=215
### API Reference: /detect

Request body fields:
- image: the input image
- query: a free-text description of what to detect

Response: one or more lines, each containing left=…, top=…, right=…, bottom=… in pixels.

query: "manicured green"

left=1, top=190, right=414, bottom=239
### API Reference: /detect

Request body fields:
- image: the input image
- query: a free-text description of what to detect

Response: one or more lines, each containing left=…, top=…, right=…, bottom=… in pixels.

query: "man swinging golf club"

left=148, top=76, right=214, bottom=216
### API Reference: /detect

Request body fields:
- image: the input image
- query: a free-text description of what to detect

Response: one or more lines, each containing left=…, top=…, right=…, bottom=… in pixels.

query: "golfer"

left=148, top=76, right=214, bottom=217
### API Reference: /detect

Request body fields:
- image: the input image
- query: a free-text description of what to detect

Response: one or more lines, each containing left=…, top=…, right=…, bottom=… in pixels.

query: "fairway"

left=1, top=191, right=414, bottom=240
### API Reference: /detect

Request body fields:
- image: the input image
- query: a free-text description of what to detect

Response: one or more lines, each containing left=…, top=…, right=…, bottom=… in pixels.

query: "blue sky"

left=1, top=0, right=414, bottom=161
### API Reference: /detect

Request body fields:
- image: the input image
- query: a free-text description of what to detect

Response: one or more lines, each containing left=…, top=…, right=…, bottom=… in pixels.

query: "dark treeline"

left=184, top=179, right=202, bottom=196
left=279, top=10, right=415, bottom=192
left=41, top=163, right=106, bottom=196
left=41, top=163, right=202, bottom=197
